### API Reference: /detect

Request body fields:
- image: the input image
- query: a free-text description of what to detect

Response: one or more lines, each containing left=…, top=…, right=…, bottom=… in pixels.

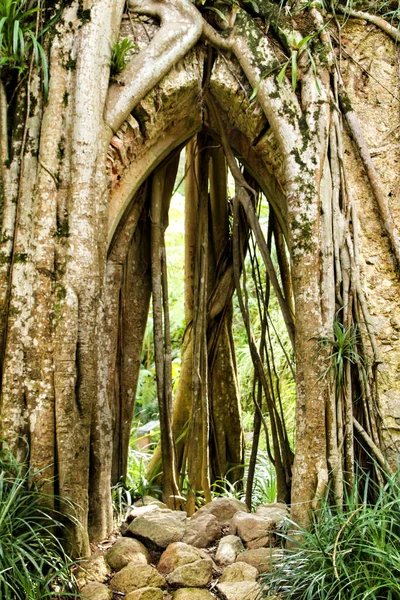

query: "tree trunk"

left=0, top=0, right=397, bottom=553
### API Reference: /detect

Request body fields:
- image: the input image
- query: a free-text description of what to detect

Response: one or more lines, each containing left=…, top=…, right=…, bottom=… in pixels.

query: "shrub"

left=0, top=445, right=79, bottom=599
left=261, top=468, right=400, bottom=600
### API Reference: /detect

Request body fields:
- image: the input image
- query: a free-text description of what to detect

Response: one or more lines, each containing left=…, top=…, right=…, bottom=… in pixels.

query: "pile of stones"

left=77, top=496, right=288, bottom=600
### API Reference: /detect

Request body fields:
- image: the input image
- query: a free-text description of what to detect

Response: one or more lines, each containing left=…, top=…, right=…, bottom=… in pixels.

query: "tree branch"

left=104, top=0, right=203, bottom=134
left=336, top=5, right=400, bottom=42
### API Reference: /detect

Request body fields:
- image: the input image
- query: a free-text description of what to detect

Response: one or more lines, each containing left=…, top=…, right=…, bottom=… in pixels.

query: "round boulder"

left=127, top=508, right=187, bottom=548
left=173, top=589, right=216, bottom=599
left=236, top=548, right=283, bottom=574
left=182, top=513, right=222, bottom=548
left=110, top=563, right=166, bottom=594
left=255, top=503, right=289, bottom=527
left=216, top=581, right=261, bottom=600
left=192, top=498, right=249, bottom=528
left=76, top=554, right=111, bottom=588
left=229, top=511, right=275, bottom=548
left=215, top=535, right=244, bottom=566
left=106, top=537, right=150, bottom=571
left=219, top=561, right=258, bottom=582
left=158, top=542, right=214, bottom=588
left=79, top=582, right=112, bottom=600
left=125, top=587, right=164, bottom=600
left=158, top=542, right=207, bottom=575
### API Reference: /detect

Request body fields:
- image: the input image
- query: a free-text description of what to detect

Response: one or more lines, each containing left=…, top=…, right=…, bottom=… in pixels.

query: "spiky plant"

left=0, top=445, right=79, bottom=599
left=261, top=467, right=400, bottom=600
left=110, top=38, right=136, bottom=79
left=0, top=0, right=51, bottom=96
left=317, top=319, right=363, bottom=389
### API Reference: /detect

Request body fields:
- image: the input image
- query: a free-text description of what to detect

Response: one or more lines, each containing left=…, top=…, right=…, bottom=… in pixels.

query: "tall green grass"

left=0, top=446, right=79, bottom=599
left=0, top=0, right=64, bottom=98
left=261, top=467, right=400, bottom=600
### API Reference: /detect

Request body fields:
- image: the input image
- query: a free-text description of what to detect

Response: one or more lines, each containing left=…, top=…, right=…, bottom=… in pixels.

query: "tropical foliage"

left=0, top=446, right=78, bottom=599
left=0, top=0, right=56, bottom=96
left=262, top=467, right=400, bottom=600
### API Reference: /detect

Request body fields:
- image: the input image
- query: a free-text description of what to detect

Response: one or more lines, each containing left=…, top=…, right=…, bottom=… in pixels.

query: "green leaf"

left=12, top=19, right=19, bottom=56
left=277, top=59, right=289, bottom=83
left=249, top=63, right=281, bottom=100
left=28, top=30, right=38, bottom=63
left=307, top=50, right=321, bottom=94
left=18, top=26, right=23, bottom=57
left=246, top=0, right=259, bottom=13
left=0, top=17, right=7, bottom=36
left=297, top=33, right=314, bottom=50
left=291, top=50, right=298, bottom=91
left=38, top=42, right=48, bottom=100
left=205, top=6, right=229, bottom=23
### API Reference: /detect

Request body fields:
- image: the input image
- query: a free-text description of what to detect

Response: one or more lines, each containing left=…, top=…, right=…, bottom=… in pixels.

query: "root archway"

left=103, top=46, right=294, bottom=514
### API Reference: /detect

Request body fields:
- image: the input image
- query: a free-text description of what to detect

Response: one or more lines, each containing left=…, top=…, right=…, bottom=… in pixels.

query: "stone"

left=79, top=582, right=112, bottom=600
left=76, top=554, right=111, bottom=587
left=245, top=536, right=273, bottom=549
left=172, top=589, right=216, bottom=599
left=106, top=537, right=150, bottom=571
left=215, top=535, right=244, bottom=566
left=193, top=498, right=249, bottom=528
left=182, top=513, right=222, bottom=548
left=127, top=497, right=168, bottom=520
left=216, top=581, right=261, bottom=600
left=127, top=507, right=187, bottom=548
left=125, top=587, right=164, bottom=600
left=255, top=503, right=289, bottom=527
left=110, top=563, right=166, bottom=594
left=134, top=495, right=168, bottom=508
left=166, top=557, right=214, bottom=587
left=158, top=542, right=207, bottom=575
left=158, top=543, right=214, bottom=587
left=219, top=561, right=258, bottom=583
left=237, top=548, right=282, bottom=574
left=230, top=511, right=274, bottom=547
left=158, top=542, right=214, bottom=587
left=127, top=504, right=162, bottom=521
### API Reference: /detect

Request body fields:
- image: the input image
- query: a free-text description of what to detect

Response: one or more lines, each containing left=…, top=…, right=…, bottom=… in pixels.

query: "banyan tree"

left=0, top=0, right=399, bottom=554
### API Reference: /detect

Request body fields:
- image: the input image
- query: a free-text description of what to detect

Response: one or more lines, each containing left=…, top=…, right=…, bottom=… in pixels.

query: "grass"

left=0, top=0, right=56, bottom=97
left=110, top=38, right=136, bottom=80
left=261, top=466, right=400, bottom=600
left=0, top=445, right=79, bottom=599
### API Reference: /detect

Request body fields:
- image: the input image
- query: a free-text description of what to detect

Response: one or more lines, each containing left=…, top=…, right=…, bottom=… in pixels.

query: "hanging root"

left=205, top=90, right=295, bottom=349
left=352, top=417, right=393, bottom=473
left=339, top=87, right=400, bottom=273
left=186, top=134, right=212, bottom=513
left=150, top=165, right=180, bottom=508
